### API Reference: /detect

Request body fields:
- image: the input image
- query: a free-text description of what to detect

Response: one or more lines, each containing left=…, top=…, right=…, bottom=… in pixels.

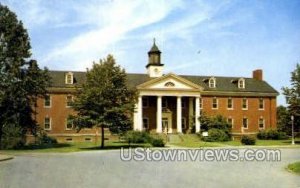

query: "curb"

left=0, top=155, right=14, bottom=162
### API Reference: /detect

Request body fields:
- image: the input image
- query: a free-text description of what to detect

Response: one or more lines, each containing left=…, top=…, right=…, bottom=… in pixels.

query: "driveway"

left=0, top=148, right=299, bottom=188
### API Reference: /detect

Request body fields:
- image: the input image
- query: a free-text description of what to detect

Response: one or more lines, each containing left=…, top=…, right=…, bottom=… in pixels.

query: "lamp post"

left=291, top=115, right=295, bottom=145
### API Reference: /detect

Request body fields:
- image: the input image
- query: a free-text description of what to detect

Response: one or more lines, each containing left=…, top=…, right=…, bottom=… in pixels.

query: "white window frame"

left=242, top=98, right=248, bottom=110
left=66, top=118, right=74, bottom=130
left=258, top=117, right=265, bottom=129
left=227, top=117, right=234, bottom=128
left=259, top=98, right=264, bottom=110
left=242, top=117, right=248, bottom=129
left=66, top=95, right=73, bottom=107
left=209, top=77, right=216, bottom=88
left=227, top=97, right=233, bottom=109
left=238, top=78, right=245, bottom=89
left=143, top=117, right=149, bottom=130
left=44, top=117, right=51, bottom=130
left=65, top=72, right=73, bottom=84
left=44, top=95, right=51, bottom=108
left=212, top=97, right=218, bottom=109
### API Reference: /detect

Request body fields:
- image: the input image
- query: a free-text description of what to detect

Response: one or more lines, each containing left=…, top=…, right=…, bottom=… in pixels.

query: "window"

left=164, top=82, right=175, bottom=87
left=238, top=78, right=245, bottom=89
left=212, top=97, right=218, bottom=109
left=65, top=72, right=73, bottom=84
left=259, top=117, right=264, bottom=129
left=209, top=77, right=216, bottom=88
left=242, top=118, right=248, bottom=129
left=227, top=98, right=233, bottom=109
left=142, top=97, right=149, bottom=108
left=181, top=98, right=186, bottom=108
left=199, top=98, right=203, bottom=109
left=227, top=117, right=233, bottom=127
left=242, top=98, right=248, bottom=110
left=44, top=117, right=51, bottom=130
left=143, top=118, right=149, bottom=129
left=259, top=98, right=264, bottom=110
left=44, top=95, right=51, bottom=107
left=66, top=95, right=73, bottom=107
left=162, top=97, right=168, bottom=108
left=182, top=118, right=186, bottom=129
left=66, top=118, right=73, bottom=130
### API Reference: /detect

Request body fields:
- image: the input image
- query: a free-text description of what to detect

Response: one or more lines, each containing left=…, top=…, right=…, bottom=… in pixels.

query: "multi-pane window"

left=212, top=97, right=218, bottom=109
left=242, top=118, right=248, bottom=129
left=199, top=98, right=203, bottom=109
left=227, top=98, right=233, bottom=109
left=182, top=118, right=186, bottom=129
left=44, top=117, right=51, bottom=130
left=209, top=77, right=216, bottom=88
left=259, top=98, right=264, bottom=110
left=66, top=118, right=73, bottom=130
left=238, top=78, right=245, bottom=89
left=65, top=72, right=73, bottom=84
left=142, top=97, right=149, bottom=108
left=162, top=98, right=168, bottom=108
left=242, top=98, right=248, bottom=109
left=66, top=95, right=73, bottom=107
left=143, top=118, right=149, bottom=129
left=44, top=95, right=51, bottom=107
left=227, top=117, right=233, bottom=127
left=259, top=118, right=264, bottom=129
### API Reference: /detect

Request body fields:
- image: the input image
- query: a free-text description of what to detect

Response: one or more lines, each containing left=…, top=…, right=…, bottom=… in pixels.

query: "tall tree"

left=282, top=63, right=300, bottom=133
left=277, top=105, right=291, bottom=135
left=0, top=4, right=50, bottom=148
left=72, top=55, right=137, bottom=149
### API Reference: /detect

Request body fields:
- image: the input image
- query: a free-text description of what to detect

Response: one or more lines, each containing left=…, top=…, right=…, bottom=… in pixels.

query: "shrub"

left=39, top=134, right=57, bottom=144
left=241, top=135, right=256, bottom=145
left=202, top=128, right=230, bottom=142
left=151, top=138, right=165, bottom=147
left=257, top=129, right=288, bottom=140
left=124, top=130, right=151, bottom=144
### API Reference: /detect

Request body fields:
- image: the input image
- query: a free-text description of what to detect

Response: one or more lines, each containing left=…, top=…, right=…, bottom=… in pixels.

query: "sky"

left=1, top=0, right=300, bottom=106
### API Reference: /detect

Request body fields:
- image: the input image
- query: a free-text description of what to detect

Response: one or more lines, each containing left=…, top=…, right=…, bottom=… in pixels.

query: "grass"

left=170, top=134, right=300, bottom=148
left=0, top=141, right=151, bottom=154
left=287, top=161, right=300, bottom=175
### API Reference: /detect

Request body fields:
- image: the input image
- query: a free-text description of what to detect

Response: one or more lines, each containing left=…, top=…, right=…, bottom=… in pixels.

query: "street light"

left=291, top=115, right=295, bottom=145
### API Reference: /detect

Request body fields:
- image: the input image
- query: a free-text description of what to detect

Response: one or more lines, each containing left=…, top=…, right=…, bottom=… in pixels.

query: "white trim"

left=44, top=117, right=51, bottom=130
left=227, top=117, right=234, bottom=128
left=65, top=72, right=74, bottom=84
left=177, top=96, right=182, bottom=133
left=242, top=97, right=248, bottom=110
left=258, top=98, right=264, bottom=110
left=258, top=117, right=265, bottom=129
left=44, top=95, right=51, bottom=108
left=66, top=95, right=73, bottom=108
left=227, top=97, right=233, bottom=110
left=238, top=78, right=245, bottom=89
left=156, top=96, right=162, bottom=133
left=209, top=77, right=216, bottom=88
left=195, top=97, right=201, bottom=133
left=65, top=117, right=73, bottom=130
left=212, top=97, right=218, bottom=109
left=242, top=117, right=248, bottom=129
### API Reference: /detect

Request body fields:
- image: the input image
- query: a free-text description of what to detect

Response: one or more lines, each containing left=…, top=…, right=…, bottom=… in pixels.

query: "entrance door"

left=162, top=118, right=169, bottom=133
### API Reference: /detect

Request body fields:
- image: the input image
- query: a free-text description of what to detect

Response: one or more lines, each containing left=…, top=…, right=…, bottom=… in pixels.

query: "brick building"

left=34, top=41, right=278, bottom=142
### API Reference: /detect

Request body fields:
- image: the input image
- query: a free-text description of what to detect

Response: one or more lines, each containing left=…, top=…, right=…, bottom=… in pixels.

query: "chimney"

left=253, top=69, right=263, bottom=80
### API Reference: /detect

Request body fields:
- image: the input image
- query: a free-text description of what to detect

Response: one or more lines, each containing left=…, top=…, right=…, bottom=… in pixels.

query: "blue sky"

left=2, top=0, right=300, bottom=106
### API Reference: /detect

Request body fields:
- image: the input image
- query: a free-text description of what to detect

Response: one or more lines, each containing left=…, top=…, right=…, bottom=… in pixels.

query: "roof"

left=48, top=71, right=278, bottom=95
left=148, top=42, right=161, bottom=53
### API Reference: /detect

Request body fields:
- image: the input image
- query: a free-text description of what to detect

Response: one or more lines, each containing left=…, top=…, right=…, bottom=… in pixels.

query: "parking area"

left=0, top=148, right=300, bottom=188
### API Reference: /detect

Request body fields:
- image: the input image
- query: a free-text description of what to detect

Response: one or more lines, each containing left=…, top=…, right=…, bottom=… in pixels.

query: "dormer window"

left=238, top=78, right=245, bottom=89
left=209, top=77, right=216, bottom=88
left=65, top=72, right=73, bottom=84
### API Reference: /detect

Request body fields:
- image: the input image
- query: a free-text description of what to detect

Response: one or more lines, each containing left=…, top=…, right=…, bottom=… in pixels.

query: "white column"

left=156, top=96, right=162, bottom=133
left=189, top=97, right=194, bottom=129
left=195, top=97, right=201, bottom=133
left=137, top=96, right=143, bottom=131
left=177, top=96, right=182, bottom=133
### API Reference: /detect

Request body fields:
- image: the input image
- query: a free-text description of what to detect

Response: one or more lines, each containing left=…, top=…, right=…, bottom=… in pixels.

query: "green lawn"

left=287, top=161, right=300, bottom=175
left=170, top=134, right=300, bottom=148
left=0, top=141, right=151, bottom=154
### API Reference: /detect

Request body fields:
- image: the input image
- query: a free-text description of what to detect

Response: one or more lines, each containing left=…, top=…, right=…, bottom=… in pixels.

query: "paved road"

left=0, top=148, right=299, bottom=188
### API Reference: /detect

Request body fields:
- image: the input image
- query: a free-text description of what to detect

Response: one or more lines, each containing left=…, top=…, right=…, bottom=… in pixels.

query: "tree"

left=72, top=55, right=137, bottom=149
left=0, top=4, right=50, bottom=149
left=282, top=63, right=300, bottom=133
left=277, top=105, right=292, bottom=135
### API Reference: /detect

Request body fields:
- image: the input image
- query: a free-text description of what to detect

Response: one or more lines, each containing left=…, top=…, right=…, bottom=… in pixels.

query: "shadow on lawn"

left=11, top=143, right=72, bottom=150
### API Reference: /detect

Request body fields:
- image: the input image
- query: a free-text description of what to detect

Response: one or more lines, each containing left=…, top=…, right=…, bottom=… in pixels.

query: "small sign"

left=202, top=131, right=208, bottom=137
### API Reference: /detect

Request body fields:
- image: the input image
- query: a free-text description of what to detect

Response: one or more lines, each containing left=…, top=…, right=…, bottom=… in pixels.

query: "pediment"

left=137, top=73, right=202, bottom=91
